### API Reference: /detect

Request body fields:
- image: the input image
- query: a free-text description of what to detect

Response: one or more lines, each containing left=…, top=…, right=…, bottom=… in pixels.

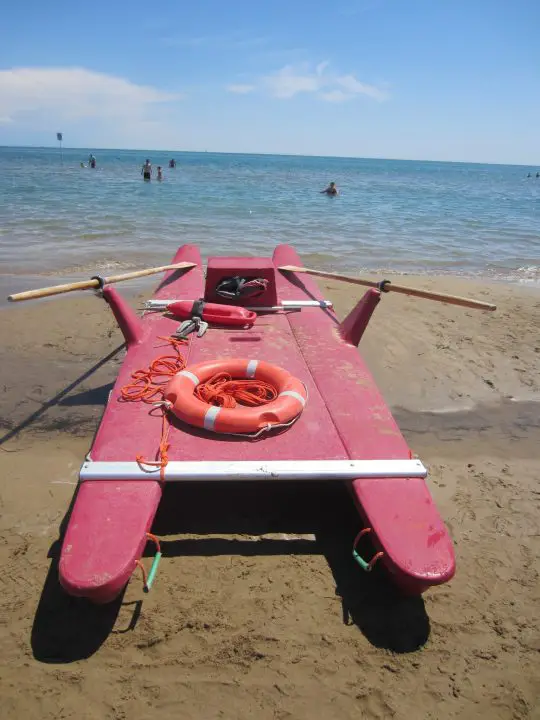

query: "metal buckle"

left=174, top=316, right=208, bottom=339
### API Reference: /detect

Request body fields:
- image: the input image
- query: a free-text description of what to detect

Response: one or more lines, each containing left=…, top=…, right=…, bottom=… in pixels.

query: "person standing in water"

left=157, top=166, right=163, bottom=181
left=320, top=181, right=339, bottom=196
left=141, top=159, right=152, bottom=181
left=89, top=154, right=96, bottom=169
left=169, top=158, right=176, bottom=168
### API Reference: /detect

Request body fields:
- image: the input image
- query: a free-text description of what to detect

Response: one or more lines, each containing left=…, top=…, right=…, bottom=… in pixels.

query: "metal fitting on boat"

left=91, top=274, right=106, bottom=296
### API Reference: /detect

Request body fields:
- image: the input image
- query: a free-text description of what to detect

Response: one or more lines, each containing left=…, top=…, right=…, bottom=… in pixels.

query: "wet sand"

left=0, top=275, right=539, bottom=719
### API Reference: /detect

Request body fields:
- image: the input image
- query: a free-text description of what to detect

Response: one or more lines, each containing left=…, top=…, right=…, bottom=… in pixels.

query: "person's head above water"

left=321, top=181, right=338, bottom=195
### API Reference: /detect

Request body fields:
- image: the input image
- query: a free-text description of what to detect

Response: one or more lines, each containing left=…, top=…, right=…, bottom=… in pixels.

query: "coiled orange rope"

left=119, top=337, right=278, bottom=480
left=119, top=336, right=186, bottom=480
left=120, top=336, right=188, bottom=404
left=134, top=412, right=171, bottom=481
left=195, top=372, right=278, bottom=408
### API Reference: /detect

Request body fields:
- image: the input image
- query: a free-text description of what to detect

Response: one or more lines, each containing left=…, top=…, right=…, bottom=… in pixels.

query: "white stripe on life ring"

left=204, top=406, right=221, bottom=431
left=246, top=359, right=258, bottom=378
left=278, top=390, right=306, bottom=407
left=179, top=370, right=200, bottom=386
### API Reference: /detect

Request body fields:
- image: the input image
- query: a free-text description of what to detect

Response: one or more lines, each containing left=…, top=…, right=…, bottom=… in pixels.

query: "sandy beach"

left=0, top=274, right=539, bottom=719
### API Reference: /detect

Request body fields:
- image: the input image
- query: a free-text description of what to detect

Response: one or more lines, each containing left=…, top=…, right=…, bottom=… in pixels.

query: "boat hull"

left=59, top=244, right=455, bottom=603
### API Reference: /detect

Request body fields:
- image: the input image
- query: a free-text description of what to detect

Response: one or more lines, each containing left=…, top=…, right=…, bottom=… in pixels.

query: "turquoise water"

left=1, top=147, right=539, bottom=291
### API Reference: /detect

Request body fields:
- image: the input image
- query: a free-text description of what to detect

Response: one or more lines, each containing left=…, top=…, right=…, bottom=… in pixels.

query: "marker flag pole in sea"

left=57, top=132, right=63, bottom=164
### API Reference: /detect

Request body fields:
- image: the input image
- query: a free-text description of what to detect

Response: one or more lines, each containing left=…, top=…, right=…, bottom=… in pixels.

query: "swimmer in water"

left=320, top=181, right=339, bottom=196
left=142, top=159, right=152, bottom=181
left=169, top=158, right=176, bottom=168
left=157, top=166, right=163, bottom=181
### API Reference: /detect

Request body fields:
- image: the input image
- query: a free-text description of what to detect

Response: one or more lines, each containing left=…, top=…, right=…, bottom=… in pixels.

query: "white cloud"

left=315, top=61, right=330, bottom=76
left=336, top=74, right=387, bottom=101
left=319, top=90, right=350, bottom=103
left=226, top=84, right=255, bottom=94
left=262, top=62, right=388, bottom=102
left=265, top=64, right=321, bottom=99
left=0, top=67, right=181, bottom=123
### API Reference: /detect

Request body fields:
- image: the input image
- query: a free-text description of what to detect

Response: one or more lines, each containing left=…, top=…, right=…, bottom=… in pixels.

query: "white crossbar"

left=144, top=299, right=333, bottom=311
left=79, top=459, right=427, bottom=482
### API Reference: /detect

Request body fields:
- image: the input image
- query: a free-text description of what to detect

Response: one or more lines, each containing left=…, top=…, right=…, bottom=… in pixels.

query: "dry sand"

left=0, top=275, right=539, bottom=720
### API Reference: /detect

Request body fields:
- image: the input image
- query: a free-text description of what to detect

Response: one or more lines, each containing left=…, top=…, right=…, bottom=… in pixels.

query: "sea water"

left=0, top=147, right=538, bottom=294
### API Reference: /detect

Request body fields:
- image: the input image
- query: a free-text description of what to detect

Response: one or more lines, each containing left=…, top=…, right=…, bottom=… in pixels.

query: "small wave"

left=484, top=264, right=540, bottom=285
left=76, top=232, right=131, bottom=241
left=8, top=256, right=157, bottom=277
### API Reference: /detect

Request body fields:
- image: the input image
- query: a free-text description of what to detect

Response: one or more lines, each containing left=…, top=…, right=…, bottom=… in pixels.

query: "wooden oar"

left=8, top=262, right=196, bottom=303
left=279, top=265, right=496, bottom=311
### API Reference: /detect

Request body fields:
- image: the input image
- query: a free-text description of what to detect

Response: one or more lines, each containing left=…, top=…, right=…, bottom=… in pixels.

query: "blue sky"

left=1, top=0, right=538, bottom=163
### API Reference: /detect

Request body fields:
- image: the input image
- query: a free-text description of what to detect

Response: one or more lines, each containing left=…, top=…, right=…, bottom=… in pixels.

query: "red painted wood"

left=340, top=288, right=381, bottom=347
left=102, top=285, right=143, bottom=346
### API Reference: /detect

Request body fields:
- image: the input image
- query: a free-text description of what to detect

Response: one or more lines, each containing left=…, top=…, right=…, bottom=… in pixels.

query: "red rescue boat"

left=58, top=245, right=455, bottom=604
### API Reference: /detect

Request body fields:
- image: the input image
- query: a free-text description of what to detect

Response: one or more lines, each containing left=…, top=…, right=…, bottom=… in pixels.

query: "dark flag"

left=57, top=132, right=63, bottom=142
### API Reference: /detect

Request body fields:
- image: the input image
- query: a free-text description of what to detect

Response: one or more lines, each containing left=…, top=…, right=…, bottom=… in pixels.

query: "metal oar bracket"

left=79, top=459, right=427, bottom=483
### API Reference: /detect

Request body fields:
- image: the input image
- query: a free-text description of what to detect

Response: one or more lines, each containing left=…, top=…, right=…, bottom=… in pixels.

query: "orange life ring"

left=164, top=358, right=307, bottom=434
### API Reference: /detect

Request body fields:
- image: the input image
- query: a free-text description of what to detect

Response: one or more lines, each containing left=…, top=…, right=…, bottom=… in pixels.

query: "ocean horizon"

left=3, top=144, right=540, bottom=169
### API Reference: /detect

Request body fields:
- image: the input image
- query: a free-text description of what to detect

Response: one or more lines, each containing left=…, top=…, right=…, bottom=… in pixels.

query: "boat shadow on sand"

left=152, top=480, right=431, bottom=654
left=23, top=350, right=429, bottom=664
left=30, top=386, right=540, bottom=664
left=31, top=479, right=430, bottom=664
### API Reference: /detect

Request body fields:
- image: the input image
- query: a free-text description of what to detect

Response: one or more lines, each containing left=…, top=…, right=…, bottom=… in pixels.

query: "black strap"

left=91, top=275, right=106, bottom=290
left=378, top=279, right=391, bottom=293
left=191, top=299, right=205, bottom=318
left=215, top=276, right=245, bottom=298
left=215, top=276, right=268, bottom=299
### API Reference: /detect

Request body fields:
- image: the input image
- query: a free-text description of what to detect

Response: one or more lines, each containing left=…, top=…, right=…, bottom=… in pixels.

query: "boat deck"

left=59, top=244, right=455, bottom=603
left=93, top=305, right=350, bottom=464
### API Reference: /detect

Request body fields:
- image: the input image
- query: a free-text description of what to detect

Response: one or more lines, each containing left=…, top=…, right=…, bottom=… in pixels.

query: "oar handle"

left=9, top=278, right=104, bottom=302
left=7, top=262, right=196, bottom=302
left=279, top=265, right=496, bottom=312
